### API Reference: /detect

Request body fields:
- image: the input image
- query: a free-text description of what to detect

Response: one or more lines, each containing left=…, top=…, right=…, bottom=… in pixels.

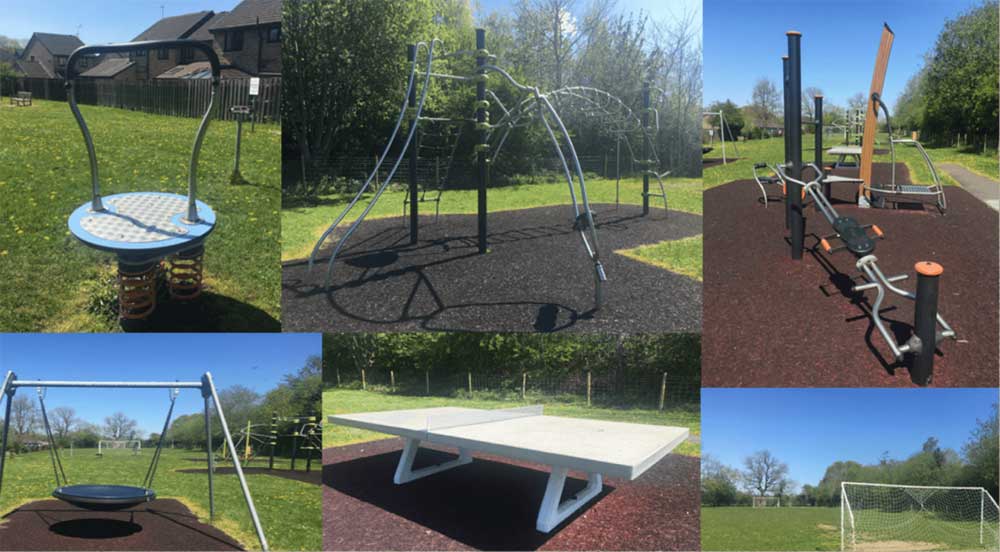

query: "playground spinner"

left=760, top=27, right=956, bottom=385
left=309, top=29, right=670, bottom=310
left=65, top=40, right=220, bottom=321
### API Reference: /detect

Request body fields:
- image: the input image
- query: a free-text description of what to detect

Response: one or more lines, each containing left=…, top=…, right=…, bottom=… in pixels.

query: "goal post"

left=841, top=481, right=1000, bottom=551
left=97, top=439, right=142, bottom=456
left=752, top=496, right=781, bottom=508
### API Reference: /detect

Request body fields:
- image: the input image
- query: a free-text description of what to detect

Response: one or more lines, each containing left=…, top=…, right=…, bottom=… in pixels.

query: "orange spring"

left=165, top=247, right=205, bottom=300
left=118, top=264, right=158, bottom=320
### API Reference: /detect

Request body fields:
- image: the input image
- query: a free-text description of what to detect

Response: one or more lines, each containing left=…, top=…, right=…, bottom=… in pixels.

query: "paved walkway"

left=940, top=163, right=1000, bottom=211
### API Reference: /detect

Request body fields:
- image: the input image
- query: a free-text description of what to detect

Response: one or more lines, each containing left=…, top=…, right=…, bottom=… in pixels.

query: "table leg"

left=536, top=467, right=603, bottom=532
left=393, top=438, right=472, bottom=484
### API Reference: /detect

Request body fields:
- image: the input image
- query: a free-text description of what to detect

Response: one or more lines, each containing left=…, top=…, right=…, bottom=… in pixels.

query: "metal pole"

left=233, top=114, right=243, bottom=175
left=719, top=112, right=727, bottom=164
left=641, top=81, right=650, bottom=215
left=407, top=44, right=419, bottom=245
left=840, top=483, right=845, bottom=551
left=787, top=32, right=804, bottom=261
left=203, top=393, right=214, bottom=519
left=8, top=380, right=202, bottom=389
left=911, top=262, right=942, bottom=386
left=204, top=373, right=269, bottom=551
left=0, top=371, right=16, bottom=498
left=782, top=56, right=790, bottom=230
left=475, top=28, right=488, bottom=254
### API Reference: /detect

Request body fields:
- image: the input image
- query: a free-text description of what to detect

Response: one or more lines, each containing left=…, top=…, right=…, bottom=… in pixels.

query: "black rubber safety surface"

left=703, top=163, right=999, bottom=387
left=0, top=498, right=243, bottom=550
left=283, top=204, right=702, bottom=333
left=324, top=439, right=699, bottom=551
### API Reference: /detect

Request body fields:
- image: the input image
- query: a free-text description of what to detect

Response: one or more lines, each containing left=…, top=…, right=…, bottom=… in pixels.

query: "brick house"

left=81, top=11, right=214, bottom=80
left=206, top=0, right=281, bottom=77
left=15, top=32, right=85, bottom=79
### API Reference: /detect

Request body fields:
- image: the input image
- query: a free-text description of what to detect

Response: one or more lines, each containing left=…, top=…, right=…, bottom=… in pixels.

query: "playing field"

left=0, top=447, right=320, bottom=550
left=701, top=507, right=841, bottom=551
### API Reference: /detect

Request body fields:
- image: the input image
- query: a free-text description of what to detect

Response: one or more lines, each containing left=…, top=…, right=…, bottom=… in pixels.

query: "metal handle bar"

left=67, top=40, right=221, bottom=81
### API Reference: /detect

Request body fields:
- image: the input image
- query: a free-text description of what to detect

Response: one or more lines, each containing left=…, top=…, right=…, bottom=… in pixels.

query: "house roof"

left=211, top=0, right=281, bottom=30
left=79, top=57, right=134, bottom=78
left=189, top=12, right=229, bottom=42
left=155, top=61, right=250, bottom=80
left=132, top=11, right=215, bottom=41
left=15, top=59, right=52, bottom=78
left=30, top=33, right=84, bottom=56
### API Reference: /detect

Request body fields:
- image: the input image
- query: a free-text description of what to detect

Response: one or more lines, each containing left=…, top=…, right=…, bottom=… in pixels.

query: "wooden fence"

left=1, top=76, right=281, bottom=124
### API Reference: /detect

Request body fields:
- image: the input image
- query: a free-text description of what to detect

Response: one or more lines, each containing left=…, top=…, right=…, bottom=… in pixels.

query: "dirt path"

left=940, top=163, right=999, bottom=210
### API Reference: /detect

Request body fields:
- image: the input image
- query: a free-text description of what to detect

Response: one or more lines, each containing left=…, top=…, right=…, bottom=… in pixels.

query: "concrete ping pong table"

left=328, top=405, right=689, bottom=532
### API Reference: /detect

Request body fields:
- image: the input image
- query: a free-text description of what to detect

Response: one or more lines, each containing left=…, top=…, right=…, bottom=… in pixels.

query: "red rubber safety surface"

left=703, top=163, right=999, bottom=387
left=0, top=498, right=243, bottom=550
left=324, top=440, right=699, bottom=551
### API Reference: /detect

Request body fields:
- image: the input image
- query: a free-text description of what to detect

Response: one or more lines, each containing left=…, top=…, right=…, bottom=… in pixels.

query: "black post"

left=815, top=95, right=827, bottom=199
left=290, top=430, right=299, bottom=471
left=407, top=44, right=419, bottom=245
left=911, top=262, right=942, bottom=385
left=787, top=32, right=804, bottom=260
left=475, top=28, right=488, bottom=254
left=268, top=413, right=276, bottom=471
left=782, top=56, right=790, bottom=230
left=641, top=81, right=650, bottom=216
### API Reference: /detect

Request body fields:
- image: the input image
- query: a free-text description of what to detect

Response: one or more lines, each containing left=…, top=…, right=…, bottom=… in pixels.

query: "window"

left=55, top=55, right=66, bottom=67
left=180, top=47, right=194, bottom=63
left=136, top=49, right=146, bottom=58
left=224, top=30, right=244, bottom=51
left=157, top=48, right=169, bottom=60
left=267, top=25, right=281, bottom=43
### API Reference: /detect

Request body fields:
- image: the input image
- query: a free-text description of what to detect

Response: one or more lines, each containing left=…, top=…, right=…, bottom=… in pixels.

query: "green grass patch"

left=617, top=234, right=702, bottom=281
left=281, top=176, right=702, bottom=261
left=0, top=448, right=319, bottom=550
left=701, top=507, right=842, bottom=551
left=0, top=100, right=281, bottom=332
left=703, top=135, right=997, bottom=190
left=323, top=388, right=700, bottom=457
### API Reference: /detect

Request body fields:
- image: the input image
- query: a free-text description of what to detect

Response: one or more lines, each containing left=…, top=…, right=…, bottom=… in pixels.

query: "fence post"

left=467, top=372, right=472, bottom=394
left=361, top=369, right=366, bottom=390
left=586, top=370, right=592, bottom=407
left=390, top=370, right=395, bottom=391
left=425, top=370, right=429, bottom=395
left=659, top=372, right=668, bottom=411
left=521, top=372, right=527, bottom=400
left=335, top=367, right=341, bottom=386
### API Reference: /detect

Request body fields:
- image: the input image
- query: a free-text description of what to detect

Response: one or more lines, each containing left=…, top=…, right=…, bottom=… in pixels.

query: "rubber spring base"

left=165, top=245, right=205, bottom=300
left=118, top=259, right=159, bottom=320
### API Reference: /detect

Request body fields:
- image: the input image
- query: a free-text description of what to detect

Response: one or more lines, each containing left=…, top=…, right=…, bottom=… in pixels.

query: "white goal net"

left=753, top=496, right=781, bottom=508
left=98, top=440, right=142, bottom=455
left=841, top=482, right=1000, bottom=551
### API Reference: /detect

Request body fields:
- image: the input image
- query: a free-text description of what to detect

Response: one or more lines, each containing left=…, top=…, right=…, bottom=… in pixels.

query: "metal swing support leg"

left=536, top=467, right=603, bottom=533
left=0, top=371, right=16, bottom=498
left=393, top=438, right=472, bottom=484
left=203, top=373, right=270, bottom=551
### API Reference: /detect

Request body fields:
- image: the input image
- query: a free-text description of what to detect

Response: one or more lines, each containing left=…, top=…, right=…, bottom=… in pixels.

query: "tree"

left=749, top=78, right=780, bottom=128
left=103, top=412, right=139, bottom=440
left=742, top=450, right=790, bottom=497
left=702, top=454, right=740, bottom=506
left=706, top=99, right=744, bottom=140
left=961, top=403, right=998, bottom=495
left=50, top=407, right=77, bottom=441
left=802, top=86, right=823, bottom=122
left=9, top=395, right=37, bottom=446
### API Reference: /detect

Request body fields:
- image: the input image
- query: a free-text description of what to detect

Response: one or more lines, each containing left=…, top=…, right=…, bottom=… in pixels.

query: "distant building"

left=15, top=32, right=85, bottom=79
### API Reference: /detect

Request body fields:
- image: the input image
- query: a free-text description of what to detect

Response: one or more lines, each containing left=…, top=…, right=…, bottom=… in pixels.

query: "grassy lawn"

left=281, top=176, right=703, bottom=267
left=0, top=448, right=320, bottom=551
left=701, top=507, right=842, bottom=551
left=703, top=135, right=998, bottom=189
left=323, top=388, right=700, bottom=457
left=0, top=100, right=281, bottom=332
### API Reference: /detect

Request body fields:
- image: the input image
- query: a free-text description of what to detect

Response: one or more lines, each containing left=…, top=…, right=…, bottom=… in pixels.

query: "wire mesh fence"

left=330, top=369, right=699, bottom=410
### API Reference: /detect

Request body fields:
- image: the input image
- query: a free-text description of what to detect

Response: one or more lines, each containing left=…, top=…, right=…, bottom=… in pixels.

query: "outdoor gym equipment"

left=0, top=371, right=269, bottom=551
left=65, top=40, right=220, bottom=321
left=775, top=30, right=955, bottom=385
left=309, top=29, right=669, bottom=311
left=702, top=111, right=739, bottom=164
left=218, top=414, right=321, bottom=473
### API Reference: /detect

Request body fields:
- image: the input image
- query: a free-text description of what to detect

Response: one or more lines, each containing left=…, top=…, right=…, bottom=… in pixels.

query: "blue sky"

left=704, top=0, right=983, bottom=108
left=703, top=388, right=998, bottom=489
left=1, top=1, right=237, bottom=44
left=0, top=333, right=321, bottom=435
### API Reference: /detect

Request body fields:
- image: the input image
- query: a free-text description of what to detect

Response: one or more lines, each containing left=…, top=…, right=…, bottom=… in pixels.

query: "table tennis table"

left=328, top=405, right=688, bottom=532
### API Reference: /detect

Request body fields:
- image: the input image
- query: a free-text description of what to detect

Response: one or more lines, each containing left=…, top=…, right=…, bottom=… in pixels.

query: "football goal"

left=841, top=482, right=1000, bottom=551
left=752, top=496, right=781, bottom=508
left=97, top=439, right=141, bottom=456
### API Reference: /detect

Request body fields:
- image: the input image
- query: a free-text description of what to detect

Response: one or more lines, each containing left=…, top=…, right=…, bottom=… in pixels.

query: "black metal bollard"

left=911, top=261, right=942, bottom=385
